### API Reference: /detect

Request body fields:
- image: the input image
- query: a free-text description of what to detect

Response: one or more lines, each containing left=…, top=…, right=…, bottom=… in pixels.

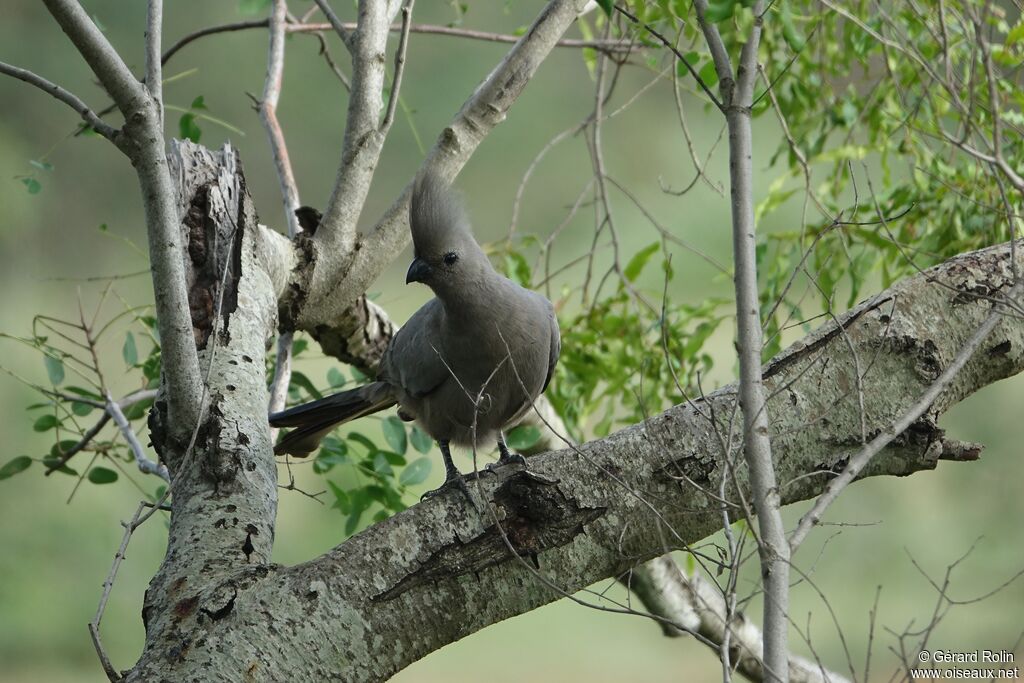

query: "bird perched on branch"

left=270, top=172, right=561, bottom=501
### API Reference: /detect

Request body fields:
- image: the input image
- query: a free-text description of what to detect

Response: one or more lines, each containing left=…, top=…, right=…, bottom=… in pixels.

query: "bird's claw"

left=420, top=472, right=478, bottom=511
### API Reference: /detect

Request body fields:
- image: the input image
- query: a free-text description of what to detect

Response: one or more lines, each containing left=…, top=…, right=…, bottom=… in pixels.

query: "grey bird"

left=269, top=173, right=561, bottom=500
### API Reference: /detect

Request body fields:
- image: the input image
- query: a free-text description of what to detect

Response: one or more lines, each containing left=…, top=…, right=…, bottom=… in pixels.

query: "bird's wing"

left=542, top=303, right=561, bottom=393
left=378, top=298, right=451, bottom=399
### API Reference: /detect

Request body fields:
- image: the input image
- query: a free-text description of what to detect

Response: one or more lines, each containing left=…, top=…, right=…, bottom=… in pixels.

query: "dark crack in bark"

left=372, top=472, right=605, bottom=602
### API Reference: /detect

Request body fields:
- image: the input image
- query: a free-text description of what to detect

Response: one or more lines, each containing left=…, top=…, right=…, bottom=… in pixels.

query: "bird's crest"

left=410, top=172, right=473, bottom=257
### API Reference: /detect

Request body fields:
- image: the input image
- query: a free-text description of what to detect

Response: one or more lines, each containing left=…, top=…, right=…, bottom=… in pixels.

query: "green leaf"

left=372, top=452, right=393, bottom=476
left=44, top=354, right=65, bottom=385
left=346, top=432, right=378, bottom=455
left=382, top=416, right=407, bottom=455
left=178, top=112, right=201, bottom=143
left=41, top=455, right=77, bottom=476
left=698, top=61, right=719, bottom=89
left=399, top=457, right=432, bottom=486
left=0, top=456, right=32, bottom=480
left=380, top=451, right=406, bottom=467
left=595, top=0, right=613, bottom=17
left=71, top=401, right=94, bottom=417
left=327, top=367, right=346, bottom=388
left=190, top=95, right=207, bottom=110
left=87, top=466, right=118, bottom=484
left=506, top=425, right=542, bottom=451
left=328, top=481, right=351, bottom=514
left=33, top=415, right=59, bottom=432
left=704, top=0, right=737, bottom=23
left=123, top=331, right=138, bottom=366
left=313, top=446, right=349, bottom=474
left=410, top=426, right=433, bottom=454
left=292, top=338, right=309, bottom=356
left=239, top=0, right=271, bottom=15
left=624, top=242, right=661, bottom=282
left=21, top=177, right=41, bottom=194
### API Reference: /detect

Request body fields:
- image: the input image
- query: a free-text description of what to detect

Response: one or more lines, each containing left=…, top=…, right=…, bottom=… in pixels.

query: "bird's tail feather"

left=270, top=381, right=396, bottom=456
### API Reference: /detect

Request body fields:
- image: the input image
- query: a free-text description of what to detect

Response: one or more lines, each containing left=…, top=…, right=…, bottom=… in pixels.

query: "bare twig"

left=311, top=0, right=355, bottom=50
left=380, top=0, right=414, bottom=135
left=106, top=392, right=169, bottom=481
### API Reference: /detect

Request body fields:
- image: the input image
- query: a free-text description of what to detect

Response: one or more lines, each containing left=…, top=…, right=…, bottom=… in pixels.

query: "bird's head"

left=406, top=172, right=488, bottom=292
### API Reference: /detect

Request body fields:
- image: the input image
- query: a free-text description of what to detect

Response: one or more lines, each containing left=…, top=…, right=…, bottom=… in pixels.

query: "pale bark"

left=626, top=557, right=850, bottom=683
left=43, top=0, right=204, bottom=437
left=124, top=144, right=1024, bottom=681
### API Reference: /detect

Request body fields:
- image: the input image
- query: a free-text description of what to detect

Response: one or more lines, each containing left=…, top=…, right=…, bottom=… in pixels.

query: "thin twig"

left=380, top=0, right=414, bottom=134
left=106, top=392, right=169, bottom=481
left=0, top=61, right=117, bottom=141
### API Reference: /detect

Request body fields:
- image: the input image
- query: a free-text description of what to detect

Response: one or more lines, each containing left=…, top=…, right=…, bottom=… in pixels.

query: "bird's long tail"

left=269, top=381, right=396, bottom=456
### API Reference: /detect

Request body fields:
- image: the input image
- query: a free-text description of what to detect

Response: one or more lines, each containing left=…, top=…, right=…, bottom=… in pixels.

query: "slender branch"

left=106, top=392, right=169, bottom=481
left=43, top=389, right=158, bottom=475
left=160, top=18, right=637, bottom=67
left=380, top=0, right=414, bottom=135
left=312, top=0, right=356, bottom=50
left=312, top=0, right=395, bottom=255
left=258, top=1, right=304, bottom=418
left=43, top=0, right=204, bottom=436
left=692, top=2, right=789, bottom=681
left=259, top=0, right=302, bottom=239
left=161, top=19, right=268, bottom=64
left=144, top=0, right=163, bottom=127
left=0, top=61, right=117, bottom=141
left=613, top=4, right=723, bottom=111
left=41, top=0, right=147, bottom=113
left=90, top=501, right=148, bottom=682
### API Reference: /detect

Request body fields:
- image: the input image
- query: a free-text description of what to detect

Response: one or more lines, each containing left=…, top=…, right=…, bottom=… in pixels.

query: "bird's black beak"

left=406, top=257, right=431, bottom=284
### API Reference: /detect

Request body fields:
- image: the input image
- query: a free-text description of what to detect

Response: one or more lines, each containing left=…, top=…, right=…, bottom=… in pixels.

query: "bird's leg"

left=420, top=440, right=477, bottom=509
left=493, top=431, right=527, bottom=468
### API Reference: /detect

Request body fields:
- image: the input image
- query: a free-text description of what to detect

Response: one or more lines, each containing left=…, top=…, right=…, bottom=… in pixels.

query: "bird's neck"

left=435, top=267, right=509, bottom=321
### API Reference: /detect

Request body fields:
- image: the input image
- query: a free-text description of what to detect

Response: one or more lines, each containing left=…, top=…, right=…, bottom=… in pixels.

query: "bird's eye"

left=443, top=252, right=458, bottom=266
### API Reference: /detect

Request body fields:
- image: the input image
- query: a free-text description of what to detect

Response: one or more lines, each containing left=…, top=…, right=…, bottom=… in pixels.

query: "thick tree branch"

left=126, top=236, right=1024, bottom=681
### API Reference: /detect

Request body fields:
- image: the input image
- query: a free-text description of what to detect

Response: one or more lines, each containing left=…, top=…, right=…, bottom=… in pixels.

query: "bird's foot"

left=484, top=449, right=527, bottom=473
left=420, top=471, right=478, bottom=511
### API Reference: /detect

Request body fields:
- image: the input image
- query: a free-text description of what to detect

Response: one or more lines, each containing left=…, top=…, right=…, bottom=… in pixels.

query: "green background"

left=0, top=2, right=1021, bottom=681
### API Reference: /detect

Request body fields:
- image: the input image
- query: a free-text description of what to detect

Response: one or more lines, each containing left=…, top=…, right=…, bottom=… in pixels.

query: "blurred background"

left=1, top=2, right=1021, bottom=682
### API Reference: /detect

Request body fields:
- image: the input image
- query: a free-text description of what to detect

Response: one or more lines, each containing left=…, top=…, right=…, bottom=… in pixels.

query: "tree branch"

left=43, top=0, right=204, bottom=435
left=295, top=0, right=593, bottom=331
left=312, top=0, right=400, bottom=255
left=0, top=61, right=118, bottom=141
left=126, top=238, right=1024, bottom=681
left=626, top=557, right=851, bottom=683
left=144, top=0, right=163, bottom=126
